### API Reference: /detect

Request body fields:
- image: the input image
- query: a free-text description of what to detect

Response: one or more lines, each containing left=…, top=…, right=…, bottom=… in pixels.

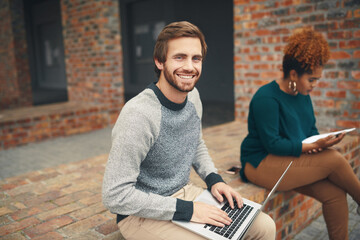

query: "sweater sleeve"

left=189, top=89, right=224, bottom=189
left=307, top=97, right=319, bottom=137
left=102, top=102, right=192, bottom=221
left=252, top=97, right=302, bottom=157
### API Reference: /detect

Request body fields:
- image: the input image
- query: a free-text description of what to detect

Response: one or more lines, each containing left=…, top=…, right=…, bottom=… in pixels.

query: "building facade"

left=0, top=0, right=359, bottom=149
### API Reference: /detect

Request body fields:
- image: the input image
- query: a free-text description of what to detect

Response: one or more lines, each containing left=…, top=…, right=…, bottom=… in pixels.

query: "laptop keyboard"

left=204, top=201, right=254, bottom=239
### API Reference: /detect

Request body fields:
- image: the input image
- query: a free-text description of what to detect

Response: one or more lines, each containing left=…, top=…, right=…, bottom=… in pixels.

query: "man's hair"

left=153, top=21, right=207, bottom=78
left=282, top=28, right=330, bottom=78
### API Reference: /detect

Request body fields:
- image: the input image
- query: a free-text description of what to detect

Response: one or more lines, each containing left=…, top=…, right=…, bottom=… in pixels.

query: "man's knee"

left=245, top=212, right=276, bottom=240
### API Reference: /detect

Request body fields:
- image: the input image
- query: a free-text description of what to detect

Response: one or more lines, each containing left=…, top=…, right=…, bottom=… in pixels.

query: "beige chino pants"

left=118, top=183, right=276, bottom=240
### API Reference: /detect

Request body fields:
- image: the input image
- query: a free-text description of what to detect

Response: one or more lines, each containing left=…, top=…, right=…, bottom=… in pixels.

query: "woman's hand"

left=315, top=133, right=345, bottom=148
left=303, top=133, right=345, bottom=154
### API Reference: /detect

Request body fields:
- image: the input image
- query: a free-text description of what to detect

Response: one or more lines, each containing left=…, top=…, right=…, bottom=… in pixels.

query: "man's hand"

left=190, top=183, right=243, bottom=227
left=211, top=182, right=243, bottom=209
left=191, top=201, right=232, bottom=227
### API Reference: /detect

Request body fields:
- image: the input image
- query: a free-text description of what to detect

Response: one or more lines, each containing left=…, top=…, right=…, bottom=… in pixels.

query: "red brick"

left=54, top=191, right=95, bottom=206
left=342, top=111, right=359, bottom=119
left=337, top=120, right=360, bottom=128
left=325, top=90, right=346, bottom=98
left=70, top=201, right=106, bottom=220
left=314, top=99, right=335, bottom=108
left=60, top=214, right=108, bottom=236
left=244, top=72, right=260, bottom=78
left=330, top=51, right=351, bottom=60
left=281, top=0, right=301, bottom=7
left=24, top=216, right=73, bottom=238
left=234, top=56, right=242, bottom=62
left=254, top=80, right=271, bottom=86
left=352, top=71, right=360, bottom=80
left=352, top=102, right=360, bottom=110
left=243, top=21, right=258, bottom=29
left=264, top=36, right=282, bottom=44
left=36, top=202, right=83, bottom=221
left=1, top=232, right=28, bottom=239
left=24, top=191, right=63, bottom=207
left=234, top=14, right=251, bottom=21
left=11, top=202, right=57, bottom=221
left=0, top=179, right=28, bottom=192
left=355, top=9, right=360, bottom=18
left=337, top=81, right=360, bottom=90
left=310, top=90, right=321, bottom=97
left=245, top=55, right=261, bottom=61
left=350, top=90, right=360, bottom=98
left=0, top=217, right=40, bottom=235
left=32, top=231, right=64, bottom=240
left=254, top=64, right=271, bottom=70
left=27, top=172, right=60, bottom=183
left=260, top=71, right=283, bottom=79
left=328, top=31, right=353, bottom=39
left=251, top=12, right=270, bottom=19
left=78, top=193, right=102, bottom=206
left=243, top=4, right=263, bottom=12
left=95, top=220, right=119, bottom=236
left=339, top=40, right=360, bottom=49
left=354, top=51, right=360, bottom=58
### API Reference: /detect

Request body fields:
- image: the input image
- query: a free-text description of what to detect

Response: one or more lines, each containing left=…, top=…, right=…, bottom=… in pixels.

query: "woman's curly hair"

left=282, top=28, right=330, bottom=78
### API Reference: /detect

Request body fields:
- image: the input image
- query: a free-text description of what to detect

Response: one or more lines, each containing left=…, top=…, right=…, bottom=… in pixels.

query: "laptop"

left=172, top=161, right=293, bottom=240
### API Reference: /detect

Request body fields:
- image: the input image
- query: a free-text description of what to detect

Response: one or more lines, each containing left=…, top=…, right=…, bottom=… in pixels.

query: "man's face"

left=157, top=37, right=203, bottom=92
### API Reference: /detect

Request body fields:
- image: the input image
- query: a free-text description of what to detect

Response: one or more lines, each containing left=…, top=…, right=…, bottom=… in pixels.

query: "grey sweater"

left=102, top=83, right=223, bottom=223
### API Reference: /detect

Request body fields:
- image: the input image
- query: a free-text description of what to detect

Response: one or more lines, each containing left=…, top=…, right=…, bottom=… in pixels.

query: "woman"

left=240, top=29, right=360, bottom=240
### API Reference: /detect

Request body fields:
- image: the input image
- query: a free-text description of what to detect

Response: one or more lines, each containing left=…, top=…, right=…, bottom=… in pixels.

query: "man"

left=102, top=21, right=275, bottom=239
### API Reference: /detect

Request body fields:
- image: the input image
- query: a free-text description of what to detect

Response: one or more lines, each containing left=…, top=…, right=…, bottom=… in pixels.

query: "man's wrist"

left=172, top=199, right=193, bottom=221
left=205, top=172, right=225, bottom=191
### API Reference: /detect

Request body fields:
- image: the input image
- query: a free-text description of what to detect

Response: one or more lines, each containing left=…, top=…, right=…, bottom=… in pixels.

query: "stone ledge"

left=0, top=102, right=122, bottom=150
left=0, top=121, right=358, bottom=240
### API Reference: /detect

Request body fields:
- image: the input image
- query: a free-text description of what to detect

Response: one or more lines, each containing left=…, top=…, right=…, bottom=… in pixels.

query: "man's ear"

left=154, top=58, right=164, bottom=71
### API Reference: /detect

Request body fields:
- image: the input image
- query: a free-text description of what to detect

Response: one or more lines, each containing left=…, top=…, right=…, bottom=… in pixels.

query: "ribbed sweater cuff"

left=205, top=172, right=225, bottom=191
left=172, top=199, right=193, bottom=221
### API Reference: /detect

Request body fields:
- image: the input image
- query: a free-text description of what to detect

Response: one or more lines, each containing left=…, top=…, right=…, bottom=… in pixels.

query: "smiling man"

left=102, top=21, right=275, bottom=240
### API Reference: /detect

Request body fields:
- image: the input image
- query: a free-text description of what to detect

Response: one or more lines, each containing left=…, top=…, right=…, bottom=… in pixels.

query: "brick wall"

left=61, top=0, right=124, bottom=108
left=234, top=0, right=360, bottom=131
left=0, top=0, right=125, bottom=150
left=0, top=0, right=32, bottom=110
left=0, top=102, right=119, bottom=150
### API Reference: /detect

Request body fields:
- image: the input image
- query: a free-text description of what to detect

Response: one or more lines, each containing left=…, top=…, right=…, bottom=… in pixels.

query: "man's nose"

left=182, top=59, right=195, bottom=71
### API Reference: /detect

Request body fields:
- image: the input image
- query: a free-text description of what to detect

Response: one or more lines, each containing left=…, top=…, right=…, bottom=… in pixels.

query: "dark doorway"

left=24, top=0, right=68, bottom=105
left=120, top=0, right=234, bottom=127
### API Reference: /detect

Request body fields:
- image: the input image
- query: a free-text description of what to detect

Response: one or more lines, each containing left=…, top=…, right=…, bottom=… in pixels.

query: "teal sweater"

left=240, top=80, right=318, bottom=181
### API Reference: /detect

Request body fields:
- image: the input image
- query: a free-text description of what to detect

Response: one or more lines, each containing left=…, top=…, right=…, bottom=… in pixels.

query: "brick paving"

left=0, top=121, right=359, bottom=239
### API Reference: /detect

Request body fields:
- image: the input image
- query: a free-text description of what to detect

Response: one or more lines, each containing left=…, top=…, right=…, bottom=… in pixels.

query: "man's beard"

left=163, top=64, right=200, bottom=93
